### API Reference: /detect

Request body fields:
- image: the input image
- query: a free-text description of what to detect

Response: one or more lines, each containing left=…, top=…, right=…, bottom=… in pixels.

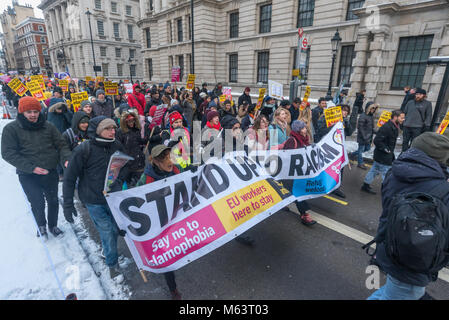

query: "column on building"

left=350, top=31, right=370, bottom=95
left=364, top=31, right=388, bottom=101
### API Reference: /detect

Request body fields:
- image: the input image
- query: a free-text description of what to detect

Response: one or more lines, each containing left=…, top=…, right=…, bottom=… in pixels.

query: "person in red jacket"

left=127, top=83, right=146, bottom=116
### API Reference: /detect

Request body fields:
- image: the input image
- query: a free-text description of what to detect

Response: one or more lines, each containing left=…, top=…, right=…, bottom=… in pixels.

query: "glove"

left=64, top=204, right=78, bottom=224
left=118, top=229, right=127, bottom=237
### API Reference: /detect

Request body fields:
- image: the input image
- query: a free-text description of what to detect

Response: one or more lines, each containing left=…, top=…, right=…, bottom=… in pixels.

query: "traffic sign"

left=298, top=28, right=304, bottom=38
left=302, top=37, right=308, bottom=50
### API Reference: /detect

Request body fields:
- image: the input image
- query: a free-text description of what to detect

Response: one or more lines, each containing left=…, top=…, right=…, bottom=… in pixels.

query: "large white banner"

left=105, top=123, right=347, bottom=273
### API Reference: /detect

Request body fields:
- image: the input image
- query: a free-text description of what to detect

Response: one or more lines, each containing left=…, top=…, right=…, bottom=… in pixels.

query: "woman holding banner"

left=282, top=120, right=317, bottom=226
left=136, top=145, right=182, bottom=300
left=246, top=114, right=269, bottom=152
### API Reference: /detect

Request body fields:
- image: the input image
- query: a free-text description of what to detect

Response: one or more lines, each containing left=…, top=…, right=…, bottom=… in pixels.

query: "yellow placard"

left=219, top=95, right=227, bottom=103
left=26, top=80, right=46, bottom=101
left=303, top=86, right=311, bottom=103
left=292, top=69, right=300, bottom=77
left=377, top=111, right=392, bottom=128
left=437, top=111, right=449, bottom=135
left=71, top=92, right=89, bottom=112
left=186, top=74, right=196, bottom=90
left=104, top=81, right=118, bottom=96
left=31, top=75, right=46, bottom=91
left=8, top=78, right=28, bottom=96
left=255, top=88, right=267, bottom=112
left=324, top=106, right=343, bottom=128
left=96, top=76, right=104, bottom=84
left=59, top=80, right=69, bottom=92
left=85, top=76, right=94, bottom=83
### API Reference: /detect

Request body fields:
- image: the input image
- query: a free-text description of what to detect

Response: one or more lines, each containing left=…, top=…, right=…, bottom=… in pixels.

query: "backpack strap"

left=427, top=180, right=449, bottom=200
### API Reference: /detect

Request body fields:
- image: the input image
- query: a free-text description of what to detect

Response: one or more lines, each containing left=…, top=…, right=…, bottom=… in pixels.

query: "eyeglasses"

left=104, top=127, right=116, bottom=131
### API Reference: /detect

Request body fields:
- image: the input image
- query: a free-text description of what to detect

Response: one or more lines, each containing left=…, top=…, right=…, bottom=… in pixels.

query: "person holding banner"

left=63, top=116, right=129, bottom=279
left=298, top=102, right=314, bottom=143
left=268, top=108, right=289, bottom=149
left=136, top=145, right=182, bottom=300
left=282, top=120, right=317, bottom=226
left=241, top=103, right=257, bottom=132
left=312, top=98, right=327, bottom=140
left=246, top=114, right=270, bottom=152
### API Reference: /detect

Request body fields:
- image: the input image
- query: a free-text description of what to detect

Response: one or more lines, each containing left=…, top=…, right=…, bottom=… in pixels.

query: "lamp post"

left=85, top=9, right=98, bottom=77
left=327, top=29, right=342, bottom=97
left=191, top=0, right=194, bottom=74
left=128, top=57, right=133, bottom=83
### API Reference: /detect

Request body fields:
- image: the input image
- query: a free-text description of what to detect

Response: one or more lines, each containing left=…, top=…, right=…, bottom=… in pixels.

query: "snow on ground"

left=0, top=119, right=129, bottom=300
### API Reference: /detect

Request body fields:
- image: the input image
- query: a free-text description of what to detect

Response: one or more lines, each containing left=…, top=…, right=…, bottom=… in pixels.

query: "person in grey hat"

left=402, top=87, right=432, bottom=151
left=91, top=89, right=114, bottom=118
left=79, top=100, right=93, bottom=118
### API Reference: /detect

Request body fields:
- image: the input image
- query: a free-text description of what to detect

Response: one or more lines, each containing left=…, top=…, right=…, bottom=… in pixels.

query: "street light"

left=85, top=8, right=98, bottom=77
left=327, top=29, right=342, bottom=97
left=128, top=57, right=133, bottom=83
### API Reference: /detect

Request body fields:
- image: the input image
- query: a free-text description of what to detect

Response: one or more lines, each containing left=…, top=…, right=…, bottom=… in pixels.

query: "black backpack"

left=370, top=183, right=449, bottom=274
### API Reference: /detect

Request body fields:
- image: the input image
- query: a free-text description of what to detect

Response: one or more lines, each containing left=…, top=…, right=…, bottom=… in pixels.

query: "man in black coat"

left=63, top=116, right=128, bottom=278
left=1, top=96, right=71, bottom=239
left=368, top=132, right=449, bottom=300
left=349, top=102, right=377, bottom=169
left=238, top=87, right=252, bottom=107
left=361, top=110, right=405, bottom=194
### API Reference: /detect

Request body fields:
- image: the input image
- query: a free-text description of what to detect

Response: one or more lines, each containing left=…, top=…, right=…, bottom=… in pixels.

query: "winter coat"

left=357, top=103, right=375, bottom=145
left=374, top=148, right=449, bottom=287
left=127, top=84, right=146, bottom=116
left=403, top=99, right=432, bottom=129
left=311, top=106, right=324, bottom=134
left=400, top=90, right=415, bottom=112
left=136, top=163, right=180, bottom=186
left=353, top=92, right=365, bottom=114
left=62, top=111, right=90, bottom=151
left=238, top=92, right=252, bottom=107
left=315, top=114, right=353, bottom=143
left=115, top=111, right=147, bottom=172
left=92, top=98, right=114, bottom=119
left=268, top=123, right=288, bottom=149
left=241, top=114, right=254, bottom=132
left=47, top=101, right=74, bottom=133
left=182, top=99, right=195, bottom=129
left=373, top=120, right=399, bottom=166
left=63, top=116, right=125, bottom=206
left=245, top=128, right=269, bottom=151
left=1, top=113, right=71, bottom=174
left=283, top=130, right=310, bottom=150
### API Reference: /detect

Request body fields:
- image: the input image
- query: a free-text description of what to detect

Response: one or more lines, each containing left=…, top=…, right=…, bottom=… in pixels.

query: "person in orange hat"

left=1, top=96, right=71, bottom=239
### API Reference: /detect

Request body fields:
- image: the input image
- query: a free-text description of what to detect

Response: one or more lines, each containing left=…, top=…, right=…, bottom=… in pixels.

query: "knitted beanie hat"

left=96, top=118, right=117, bottom=135
left=18, top=96, right=42, bottom=114
left=411, top=132, right=449, bottom=164
left=291, top=120, right=306, bottom=133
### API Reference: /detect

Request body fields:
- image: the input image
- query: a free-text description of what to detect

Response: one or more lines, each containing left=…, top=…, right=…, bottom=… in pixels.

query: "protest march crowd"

left=1, top=74, right=449, bottom=301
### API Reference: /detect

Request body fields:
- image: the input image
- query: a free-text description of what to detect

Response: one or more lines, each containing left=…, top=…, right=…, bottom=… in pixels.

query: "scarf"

left=17, top=113, right=46, bottom=131
left=206, top=121, right=221, bottom=131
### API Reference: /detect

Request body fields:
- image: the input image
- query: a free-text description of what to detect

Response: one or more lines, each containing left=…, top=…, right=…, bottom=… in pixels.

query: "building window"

left=230, top=12, right=239, bottom=39
left=178, top=55, right=184, bottom=81
left=128, top=25, right=133, bottom=40
left=115, top=47, right=121, bottom=58
left=297, top=0, right=314, bottom=28
left=337, top=45, right=356, bottom=87
left=126, top=5, right=132, bottom=16
left=177, top=18, right=183, bottom=42
left=38, top=25, right=44, bottom=32
left=113, top=23, right=120, bottom=38
left=145, top=28, right=151, bottom=48
left=79, top=45, right=84, bottom=58
left=43, top=48, right=48, bottom=55
left=102, top=63, right=109, bottom=76
left=100, top=47, right=107, bottom=57
left=95, top=0, right=102, bottom=10
left=130, top=64, right=136, bottom=77
left=391, top=35, right=434, bottom=90
left=97, top=20, right=104, bottom=36
left=147, top=59, right=153, bottom=81
left=346, top=0, right=365, bottom=21
left=292, top=46, right=310, bottom=81
left=117, top=64, right=123, bottom=76
left=111, top=2, right=117, bottom=13
left=41, top=37, right=46, bottom=43
left=259, top=4, right=272, bottom=34
left=229, top=53, right=238, bottom=83
left=129, top=49, right=136, bottom=59
left=257, top=51, right=269, bottom=83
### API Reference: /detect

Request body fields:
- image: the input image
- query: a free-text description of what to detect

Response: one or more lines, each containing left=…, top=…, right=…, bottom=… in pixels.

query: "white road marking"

left=288, top=205, right=449, bottom=284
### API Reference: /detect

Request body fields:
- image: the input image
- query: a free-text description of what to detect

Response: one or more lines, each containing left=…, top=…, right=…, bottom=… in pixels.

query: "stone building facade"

left=38, top=0, right=144, bottom=81
left=0, top=2, right=35, bottom=71
left=13, top=17, right=52, bottom=75
left=138, top=0, right=449, bottom=110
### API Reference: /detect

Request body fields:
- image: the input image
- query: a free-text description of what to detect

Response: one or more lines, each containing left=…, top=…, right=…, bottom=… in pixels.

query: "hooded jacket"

left=63, top=116, right=125, bottom=207
left=136, top=162, right=180, bottom=186
left=115, top=111, right=146, bottom=171
left=374, top=148, right=449, bottom=287
left=373, top=119, right=399, bottom=165
left=92, top=96, right=114, bottom=119
left=62, top=111, right=90, bottom=150
left=47, top=100, right=74, bottom=133
left=356, top=102, right=376, bottom=145
left=127, top=84, right=146, bottom=116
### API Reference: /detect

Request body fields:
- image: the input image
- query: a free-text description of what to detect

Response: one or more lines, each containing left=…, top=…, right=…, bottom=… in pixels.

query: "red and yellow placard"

left=30, top=75, right=46, bottom=91
left=324, top=106, right=343, bottom=128
left=26, top=80, right=45, bottom=101
left=377, top=111, right=392, bottom=128
left=8, top=78, right=28, bottom=96
left=186, top=74, right=196, bottom=90
left=59, top=79, right=69, bottom=92
left=104, top=81, right=118, bottom=96
left=71, top=92, right=89, bottom=112
left=437, top=111, right=449, bottom=135
left=302, top=86, right=311, bottom=103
